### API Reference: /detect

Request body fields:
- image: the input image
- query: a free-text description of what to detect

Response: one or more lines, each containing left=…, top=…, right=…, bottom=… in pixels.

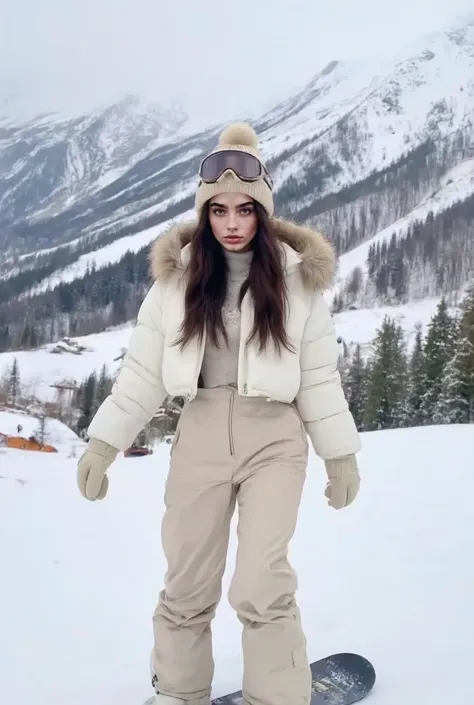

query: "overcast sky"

left=1, top=0, right=473, bottom=127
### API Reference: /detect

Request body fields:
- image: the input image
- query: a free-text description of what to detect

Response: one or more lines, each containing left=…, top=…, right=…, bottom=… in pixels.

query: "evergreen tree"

left=456, top=284, right=474, bottom=420
left=363, top=316, right=408, bottom=430
left=77, top=372, right=97, bottom=435
left=35, top=413, right=48, bottom=445
left=345, top=344, right=367, bottom=430
left=8, top=357, right=20, bottom=406
left=95, top=364, right=113, bottom=409
left=337, top=340, right=351, bottom=396
left=432, top=335, right=472, bottom=424
left=419, top=298, right=457, bottom=423
left=405, top=324, right=425, bottom=426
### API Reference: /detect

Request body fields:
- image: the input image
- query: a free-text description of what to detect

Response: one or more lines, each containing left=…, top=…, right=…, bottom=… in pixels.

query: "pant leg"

left=228, top=398, right=311, bottom=705
left=151, top=391, right=236, bottom=701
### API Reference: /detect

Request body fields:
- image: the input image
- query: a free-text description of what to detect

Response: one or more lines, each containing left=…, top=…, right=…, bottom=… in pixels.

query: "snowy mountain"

left=1, top=421, right=473, bottom=705
left=0, top=15, right=473, bottom=354
left=0, top=94, right=188, bottom=248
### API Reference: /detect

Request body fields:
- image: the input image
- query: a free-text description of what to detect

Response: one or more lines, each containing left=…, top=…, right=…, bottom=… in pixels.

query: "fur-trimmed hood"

left=148, top=216, right=336, bottom=291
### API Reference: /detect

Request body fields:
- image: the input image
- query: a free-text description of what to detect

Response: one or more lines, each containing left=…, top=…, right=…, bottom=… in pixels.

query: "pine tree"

left=35, top=413, right=48, bottom=445
left=419, top=298, right=457, bottom=423
left=456, top=284, right=474, bottom=420
left=95, top=364, right=113, bottom=409
left=331, top=293, right=344, bottom=313
left=8, top=357, right=20, bottom=406
left=77, top=372, right=97, bottom=435
left=432, top=335, right=472, bottom=424
left=363, top=316, right=408, bottom=430
left=405, top=324, right=425, bottom=426
left=345, top=344, right=367, bottom=430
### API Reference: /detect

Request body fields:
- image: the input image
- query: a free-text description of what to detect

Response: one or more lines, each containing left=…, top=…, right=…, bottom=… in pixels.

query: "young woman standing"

left=77, top=122, right=361, bottom=705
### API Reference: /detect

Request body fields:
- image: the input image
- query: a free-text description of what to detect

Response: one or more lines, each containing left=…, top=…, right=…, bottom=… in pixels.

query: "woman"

left=77, top=122, right=361, bottom=705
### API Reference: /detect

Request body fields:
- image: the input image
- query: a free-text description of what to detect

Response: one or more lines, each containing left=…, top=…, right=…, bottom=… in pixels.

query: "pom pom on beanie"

left=218, top=122, right=259, bottom=149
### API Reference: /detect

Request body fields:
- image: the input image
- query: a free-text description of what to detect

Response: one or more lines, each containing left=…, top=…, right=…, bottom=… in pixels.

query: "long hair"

left=174, top=201, right=294, bottom=354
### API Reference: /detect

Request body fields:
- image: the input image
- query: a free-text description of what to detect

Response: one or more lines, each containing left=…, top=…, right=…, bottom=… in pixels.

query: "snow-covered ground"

left=0, top=422, right=473, bottom=705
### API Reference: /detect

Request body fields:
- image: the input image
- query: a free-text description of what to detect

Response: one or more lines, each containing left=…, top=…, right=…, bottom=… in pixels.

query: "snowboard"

left=147, top=652, right=376, bottom=705
left=211, top=652, right=375, bottom=705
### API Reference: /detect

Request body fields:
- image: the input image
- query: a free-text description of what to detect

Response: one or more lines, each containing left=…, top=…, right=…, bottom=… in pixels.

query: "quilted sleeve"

left=295, top=291, right=361, bottom=460
left=87, top=282, right=167, bottom=451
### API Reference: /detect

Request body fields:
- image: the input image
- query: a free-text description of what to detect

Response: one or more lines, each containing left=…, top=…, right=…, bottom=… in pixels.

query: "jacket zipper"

left=238, top=294, right=249, bottom=395
left=228, top=389, right=235, bottom=456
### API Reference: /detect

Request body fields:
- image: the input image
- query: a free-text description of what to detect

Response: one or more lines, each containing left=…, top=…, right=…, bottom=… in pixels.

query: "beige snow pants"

left=151, top=386, right=311, bottom=705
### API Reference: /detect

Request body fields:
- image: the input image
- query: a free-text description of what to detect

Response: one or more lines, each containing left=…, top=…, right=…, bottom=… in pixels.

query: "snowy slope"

left=258, top=19, right=474, bottom=190
left=0, top=423, right=473, bottom=705
left=333, top=156, right=474, bottom=288
left=23, top=210, right=194, bottom=297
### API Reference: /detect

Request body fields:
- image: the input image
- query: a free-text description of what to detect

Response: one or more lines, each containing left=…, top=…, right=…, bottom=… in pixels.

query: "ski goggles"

left=198, top=149, right=273, bottom=190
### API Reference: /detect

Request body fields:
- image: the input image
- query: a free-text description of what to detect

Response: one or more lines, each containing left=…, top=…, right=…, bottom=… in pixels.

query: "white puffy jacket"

left=87, top=217, right=361, bottom=460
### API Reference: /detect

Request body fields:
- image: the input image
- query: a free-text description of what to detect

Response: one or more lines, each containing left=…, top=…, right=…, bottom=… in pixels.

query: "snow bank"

left=0, top=423, right=473, bottom=705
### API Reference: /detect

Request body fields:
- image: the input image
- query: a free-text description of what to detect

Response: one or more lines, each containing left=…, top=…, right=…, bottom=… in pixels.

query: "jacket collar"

left=148, top=216, right=336, bottom=291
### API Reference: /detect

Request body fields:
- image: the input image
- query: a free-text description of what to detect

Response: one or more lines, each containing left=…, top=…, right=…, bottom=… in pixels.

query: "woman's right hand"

left=77, top=438, right=119, bottom=501
left=324, top=454, right=360, bottom=509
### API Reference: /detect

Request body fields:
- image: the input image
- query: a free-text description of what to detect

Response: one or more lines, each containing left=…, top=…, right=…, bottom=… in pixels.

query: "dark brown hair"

left=175, top=200, right=294, bottom=354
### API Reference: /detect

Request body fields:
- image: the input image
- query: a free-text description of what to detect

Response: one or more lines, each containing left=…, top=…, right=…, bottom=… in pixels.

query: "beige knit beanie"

left=195, top=122, right=274, bottom=216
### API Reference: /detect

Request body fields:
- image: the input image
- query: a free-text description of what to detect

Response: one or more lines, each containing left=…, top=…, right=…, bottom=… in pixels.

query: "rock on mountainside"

left=0, top=15, right=473, bottom=353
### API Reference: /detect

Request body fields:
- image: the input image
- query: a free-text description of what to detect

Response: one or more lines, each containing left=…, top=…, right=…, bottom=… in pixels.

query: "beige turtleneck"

left=200, top=248, right=252, bottom=388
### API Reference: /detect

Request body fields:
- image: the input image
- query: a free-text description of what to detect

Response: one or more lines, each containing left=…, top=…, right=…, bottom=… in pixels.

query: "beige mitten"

left=324, top=454, right=360, bottom=509
left=77, top=438, right=119, bottom=501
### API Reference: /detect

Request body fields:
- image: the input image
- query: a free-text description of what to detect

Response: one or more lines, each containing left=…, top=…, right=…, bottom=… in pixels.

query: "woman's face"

left=208, top=192, right=258, bottom=252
